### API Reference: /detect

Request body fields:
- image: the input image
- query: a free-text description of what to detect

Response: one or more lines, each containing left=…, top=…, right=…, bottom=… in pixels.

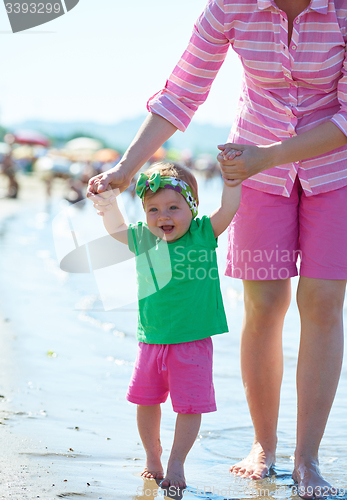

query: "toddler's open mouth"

left=160, top=225, right=174, bottom=234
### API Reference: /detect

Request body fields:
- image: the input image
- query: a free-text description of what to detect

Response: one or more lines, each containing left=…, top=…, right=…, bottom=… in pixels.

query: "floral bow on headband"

left=135, top=171, right=198, bottom=218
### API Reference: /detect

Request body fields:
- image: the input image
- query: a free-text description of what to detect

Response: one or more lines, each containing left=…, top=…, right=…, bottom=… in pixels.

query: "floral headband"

left=135, top=171, right=198, bottom=218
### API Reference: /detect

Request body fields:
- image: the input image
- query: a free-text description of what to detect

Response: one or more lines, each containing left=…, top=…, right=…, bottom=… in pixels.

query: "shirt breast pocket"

left=294, top=30, right=345, bottom=87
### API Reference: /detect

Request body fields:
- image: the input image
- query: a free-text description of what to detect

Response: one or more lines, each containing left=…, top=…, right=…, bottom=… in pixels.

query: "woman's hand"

left=217, top=143, right=275, bottom=186
left=86, top=165, right=130, bottom=213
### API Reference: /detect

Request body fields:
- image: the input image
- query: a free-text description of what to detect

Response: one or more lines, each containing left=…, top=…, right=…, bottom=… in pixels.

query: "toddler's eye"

left=149, top=207, right=158, bottom=212
left=170, top=206, right=178, bottom=210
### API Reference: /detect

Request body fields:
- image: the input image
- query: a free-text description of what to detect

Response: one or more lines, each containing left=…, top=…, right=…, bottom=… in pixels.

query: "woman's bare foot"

left=230, top=442, right=275, bottom=479
left=141, top=445, right=164, bottom=480
left=160, top=459, right=186, bottom=488
left=292, top=461, right=332, bottom=499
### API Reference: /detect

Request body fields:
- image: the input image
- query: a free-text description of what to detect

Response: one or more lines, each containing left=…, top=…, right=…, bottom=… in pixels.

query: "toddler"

left=90, top=162, right=241, bottom=489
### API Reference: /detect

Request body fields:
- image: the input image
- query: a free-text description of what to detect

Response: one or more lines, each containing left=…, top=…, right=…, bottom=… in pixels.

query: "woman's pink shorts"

left=126, top=338, right=216, bottom=414
left=226, top=178, right=347, bottom=280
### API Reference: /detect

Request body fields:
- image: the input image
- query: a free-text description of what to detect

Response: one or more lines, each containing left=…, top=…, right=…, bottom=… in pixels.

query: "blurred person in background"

left=1, top=152, right=19, bottom=199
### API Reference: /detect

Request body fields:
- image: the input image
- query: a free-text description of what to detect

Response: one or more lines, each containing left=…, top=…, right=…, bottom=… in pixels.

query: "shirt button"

left=291, top=45, right=297, bottom=50
left=295, top=18, right=300, bottom=24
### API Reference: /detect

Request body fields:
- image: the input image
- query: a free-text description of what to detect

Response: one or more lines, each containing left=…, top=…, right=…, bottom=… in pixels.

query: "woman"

left=87, top=0, right=347, bottom=496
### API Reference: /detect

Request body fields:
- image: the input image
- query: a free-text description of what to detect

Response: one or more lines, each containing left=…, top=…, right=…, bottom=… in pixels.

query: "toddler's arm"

left=210, top=150, right=242, bottom=238
left=90, top=183, right=128, bottom=244
left=210, top=182, right=241, bottom=238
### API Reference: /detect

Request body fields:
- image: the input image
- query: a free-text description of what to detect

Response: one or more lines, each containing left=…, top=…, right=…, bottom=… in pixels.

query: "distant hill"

left=9, top=116, right=232, bottom=156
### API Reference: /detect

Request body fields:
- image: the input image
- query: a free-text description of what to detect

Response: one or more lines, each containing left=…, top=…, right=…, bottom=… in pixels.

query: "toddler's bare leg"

left=161, top=413, right=201, bottom=488
left=137, top=404, right=164, bottom=480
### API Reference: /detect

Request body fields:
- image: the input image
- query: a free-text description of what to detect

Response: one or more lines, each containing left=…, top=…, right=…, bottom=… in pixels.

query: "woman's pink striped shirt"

left=147, top=0, right=347, bottom=197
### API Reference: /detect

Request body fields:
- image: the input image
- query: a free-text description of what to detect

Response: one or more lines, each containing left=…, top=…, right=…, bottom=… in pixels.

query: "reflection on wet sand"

left=134, top=478, right=186, bottom=500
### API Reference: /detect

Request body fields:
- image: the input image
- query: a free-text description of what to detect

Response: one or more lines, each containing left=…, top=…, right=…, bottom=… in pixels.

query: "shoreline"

left=0, top=173, right=92, bottom=499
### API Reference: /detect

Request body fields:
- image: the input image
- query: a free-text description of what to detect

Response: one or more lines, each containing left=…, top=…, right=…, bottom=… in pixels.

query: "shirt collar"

left=257, top=0, right=273, bottom=9
left=257, top=0, right=328, bottom=15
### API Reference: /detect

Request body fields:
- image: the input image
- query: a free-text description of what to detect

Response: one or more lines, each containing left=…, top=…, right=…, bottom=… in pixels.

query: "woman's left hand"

left=217, top=143, right=275, bottom=186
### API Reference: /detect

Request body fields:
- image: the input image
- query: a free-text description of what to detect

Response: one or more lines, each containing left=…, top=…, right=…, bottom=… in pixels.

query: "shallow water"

left=0, top=176, right=347, bottom=499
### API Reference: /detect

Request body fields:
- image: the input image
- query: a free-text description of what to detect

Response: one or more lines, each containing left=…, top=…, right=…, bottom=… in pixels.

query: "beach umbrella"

left=13, top=129, right=50, bottom=147
left=65, top=137, right=103, bottom=152
left=93, top=148, right=120, bottom=163
left=65, top=137, right=103, bottom=162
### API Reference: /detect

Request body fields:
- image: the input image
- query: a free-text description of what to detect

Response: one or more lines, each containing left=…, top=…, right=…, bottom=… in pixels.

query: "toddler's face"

left=144, top=188, right=193, bottom=242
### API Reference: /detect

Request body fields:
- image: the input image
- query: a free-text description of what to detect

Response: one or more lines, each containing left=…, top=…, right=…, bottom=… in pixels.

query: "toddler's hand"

left=217, top=145, right=243, bottom=185
left=217, top=144, right=243, bottom=161
left=89, top=182, right=120, bottom=216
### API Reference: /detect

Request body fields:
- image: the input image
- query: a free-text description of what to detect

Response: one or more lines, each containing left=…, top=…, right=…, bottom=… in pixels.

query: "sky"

left=0, top=0, right=243, bottom=128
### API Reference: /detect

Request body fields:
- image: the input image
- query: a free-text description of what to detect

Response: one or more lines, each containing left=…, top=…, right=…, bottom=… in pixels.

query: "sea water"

left=0, top=176, right=346, bottom=499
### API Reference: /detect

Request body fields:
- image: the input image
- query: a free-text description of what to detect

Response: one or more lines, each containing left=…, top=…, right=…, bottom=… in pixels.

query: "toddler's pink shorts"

left=126, top=337, right=216, bottom=414
left=226, top=178, right=347, bottom=280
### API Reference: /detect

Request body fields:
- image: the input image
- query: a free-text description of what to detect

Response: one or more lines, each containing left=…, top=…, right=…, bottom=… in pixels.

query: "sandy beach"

left=0, top=172, right=347, bottom=500
left=0, top=174, right=90, bottom=499
left=0, top=176, right=50, bottom=497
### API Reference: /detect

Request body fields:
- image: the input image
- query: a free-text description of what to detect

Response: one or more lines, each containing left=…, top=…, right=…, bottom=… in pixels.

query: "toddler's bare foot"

left=160, top=459, right=186, bottom=488
left=230, top=442, right=275, bottom=479
left=141, top=466, right=164, bottom=480
left=141, top=446, right=164, bottom=480
left=292, top=461, right=332, bottom=498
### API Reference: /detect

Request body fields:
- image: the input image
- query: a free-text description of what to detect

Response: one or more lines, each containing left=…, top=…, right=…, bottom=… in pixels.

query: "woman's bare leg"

left=293, top=277, right=345, bottom=498
left=137, top=404, right=164, bottom=479
left=230, top=279, right=291, bottom=479
left=161, top=413, right=201, bottom=488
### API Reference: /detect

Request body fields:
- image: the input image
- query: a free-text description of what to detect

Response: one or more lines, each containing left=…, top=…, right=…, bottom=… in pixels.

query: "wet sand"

left=0, top=174, right=123, bottom=499
left=0, top=311, right=65, bottom=500
left=0, top=174, right=88, bottom=499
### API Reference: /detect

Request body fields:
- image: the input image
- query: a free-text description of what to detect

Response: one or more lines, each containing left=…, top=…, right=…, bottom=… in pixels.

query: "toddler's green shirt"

left=128, top=216, right=228, bottom=344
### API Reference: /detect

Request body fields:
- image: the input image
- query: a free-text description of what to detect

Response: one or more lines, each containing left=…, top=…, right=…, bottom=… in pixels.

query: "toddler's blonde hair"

left=142, top=162, right=199, bottom=206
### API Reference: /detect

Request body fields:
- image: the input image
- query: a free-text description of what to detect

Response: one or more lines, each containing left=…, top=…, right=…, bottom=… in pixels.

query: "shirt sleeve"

left=147, top=0, right=230, bottom=132
left=190, top=215, right=218, bottom=249
left=330, top=44, right=347, bottom=136
left=127, top=223, right=138, bottom=254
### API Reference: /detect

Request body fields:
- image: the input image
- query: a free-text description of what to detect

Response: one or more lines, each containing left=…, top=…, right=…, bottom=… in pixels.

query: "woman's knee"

left=243, top=279, right=291, bottom=327
left=297, top=277, right=346, bottom=327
